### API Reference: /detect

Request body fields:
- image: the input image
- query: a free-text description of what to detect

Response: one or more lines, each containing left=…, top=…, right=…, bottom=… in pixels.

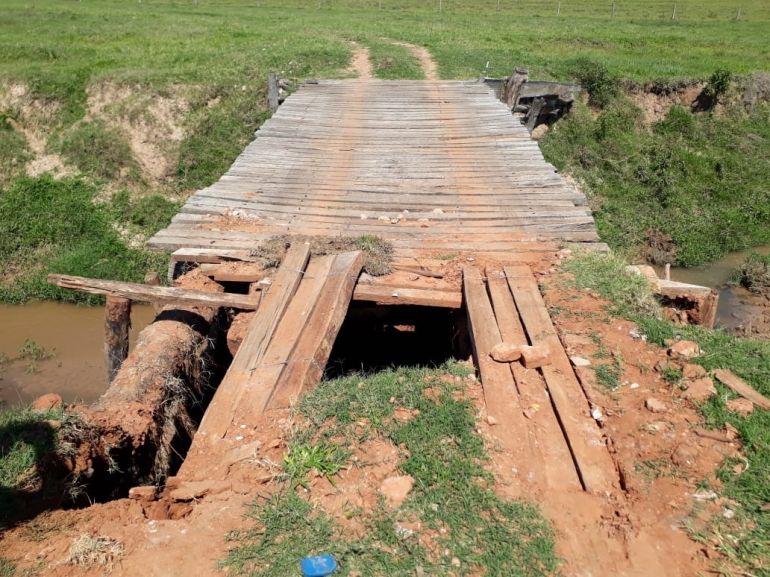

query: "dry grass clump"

left=251, top=234, right=393, bottom=276
left=66, top=534, right=124, bottom=571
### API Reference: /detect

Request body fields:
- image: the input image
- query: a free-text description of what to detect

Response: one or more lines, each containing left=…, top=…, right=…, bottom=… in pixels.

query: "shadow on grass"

left=0, top=416, right=73, bottom=530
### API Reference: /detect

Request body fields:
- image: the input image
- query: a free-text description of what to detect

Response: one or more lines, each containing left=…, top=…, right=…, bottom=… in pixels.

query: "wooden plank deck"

left=149, top=79, right=599, bottom=259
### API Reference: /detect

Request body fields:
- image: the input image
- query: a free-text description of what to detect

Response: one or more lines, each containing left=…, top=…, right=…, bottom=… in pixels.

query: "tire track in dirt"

left=346, top=42, right=373, bottom=80
left=386, top=40, right=438, bottom=80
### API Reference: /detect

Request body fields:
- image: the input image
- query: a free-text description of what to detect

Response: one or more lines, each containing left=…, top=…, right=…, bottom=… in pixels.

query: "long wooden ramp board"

left=179, top=248, right=363, bottom=479
left=463, top=265, right=618, bottom=495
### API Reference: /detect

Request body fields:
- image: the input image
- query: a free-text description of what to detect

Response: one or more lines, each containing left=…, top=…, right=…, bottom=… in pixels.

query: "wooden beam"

left=104, top=296, right=131, bottom=384
left=267, top=250, right=365, bottom=410
left=504, top=265, right=618, bottom=494
left=713, top=369, right=770, bottom=410
left=47, top=274, right=261, bottom=310
left=353, top=284, right=462, bottom=308
left=268, top=72, right=280, bottom=113
left=189, top=242, right=312, bottom=444
left=462, top=266, right=533, bottom=477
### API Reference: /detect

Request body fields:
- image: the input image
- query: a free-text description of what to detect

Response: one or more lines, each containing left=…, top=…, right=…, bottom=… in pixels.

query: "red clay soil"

left=0, top=263, right=739, bottom=577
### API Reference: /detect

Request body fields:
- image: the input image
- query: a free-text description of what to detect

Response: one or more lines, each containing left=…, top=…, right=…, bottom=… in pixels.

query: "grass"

left=363, top=38, right=424, bottom=80
left=0, top=176, right=170, bottom=303
left=542, top=95, right=770, bottom=266
left=0, top=559, right=15, bottom=577
left=565, top=251, right=770, bottom=576
left=282, top=441, right=350, bottom=488
left=222, top=364, right=558, bottom=576
left=0, top=405, right=69, bottom=526
left=54, top=119, right=138, bottom=181
left=251, top=234, right=393, bottom=276
left=734, top=252, right=770, bottom=295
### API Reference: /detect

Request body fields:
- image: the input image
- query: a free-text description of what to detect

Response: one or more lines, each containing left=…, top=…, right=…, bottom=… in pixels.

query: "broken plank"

left=267, top=251, right=365, bottom=410
left=231, top=256, right=335, bottom=419
left=504, top=265, right=618, bottom=494
left=713, top=369, right=770, bottom=410
left=48, top=274, right=261, bottom=310
left=192, top=243, right=311, bottom=442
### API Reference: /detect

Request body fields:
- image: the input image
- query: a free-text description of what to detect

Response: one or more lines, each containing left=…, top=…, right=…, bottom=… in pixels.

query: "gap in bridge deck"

left=324, top=303, right=471, bottom=378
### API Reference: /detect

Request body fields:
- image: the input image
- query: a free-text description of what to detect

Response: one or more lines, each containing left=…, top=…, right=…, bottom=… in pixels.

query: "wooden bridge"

left=149, top=79, right=600, bottom=261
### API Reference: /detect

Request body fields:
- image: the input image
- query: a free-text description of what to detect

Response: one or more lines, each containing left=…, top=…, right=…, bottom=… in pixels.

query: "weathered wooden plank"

left=231, top=256, right=336, bottom=418
left=504, top=265, right=618, bottom=494
left=193, top=243, right=311, bottom=442
left=48, top=274, right=261, bottom=310
left=353, top=284, right=462, bottom=308
left=713, top=369, right=770, bottom=410
left=267, top=251, right=365, bottom=409
left=463, top=266, right=534, bottom=485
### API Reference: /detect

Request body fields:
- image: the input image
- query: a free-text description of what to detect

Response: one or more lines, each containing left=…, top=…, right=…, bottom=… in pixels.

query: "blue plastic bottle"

left=300, top=554, right=338, bottom=577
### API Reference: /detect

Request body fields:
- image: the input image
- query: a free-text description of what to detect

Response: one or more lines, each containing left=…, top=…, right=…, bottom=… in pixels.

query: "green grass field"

left=1, top=0, right=769, bottom=300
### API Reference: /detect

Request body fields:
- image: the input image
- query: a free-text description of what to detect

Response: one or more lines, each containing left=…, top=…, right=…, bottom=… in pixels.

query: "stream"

left=0, top=302, right=155, bottom=408
left=662, top=245, right=770, bottom=333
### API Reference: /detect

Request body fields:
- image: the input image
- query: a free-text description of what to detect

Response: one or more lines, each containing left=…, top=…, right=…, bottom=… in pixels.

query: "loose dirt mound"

left=0, top=82, right=73, bottom=179
left=86, top=82, right=189, bottom=184
left=625, top=81, right=705, bottom=123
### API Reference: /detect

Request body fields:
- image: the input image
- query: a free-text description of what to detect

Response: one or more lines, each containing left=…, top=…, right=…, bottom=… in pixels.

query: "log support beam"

left=104, top=296, right=131, bottom=384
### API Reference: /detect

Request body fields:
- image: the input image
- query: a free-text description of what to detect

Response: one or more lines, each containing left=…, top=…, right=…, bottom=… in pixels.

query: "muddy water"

left=0, top=302, right=155, bottom=408
left=663, top=245, right=770, bottom=332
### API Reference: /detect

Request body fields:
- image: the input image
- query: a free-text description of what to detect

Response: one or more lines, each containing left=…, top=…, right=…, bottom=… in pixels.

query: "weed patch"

left=542, top=99, right=770, bottom=266
left=223, top=365, right=558, bottom=576
left=251, top=234, right=393, bottom=276
left=734, top=252, right=770, bottom=295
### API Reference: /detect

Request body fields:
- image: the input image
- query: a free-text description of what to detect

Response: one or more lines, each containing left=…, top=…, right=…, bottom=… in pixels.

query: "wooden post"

left=496, top=0, right=500, bottom=12
left=671, top=4, right=676, bottom=19
left=503, top=66, right=529, bottom=109
left=267, top=72, right=280, bottom=114
left=735, top=7, right=741, bottom=19
left=611, top=0, right=616, bottom=16
left=105, top=296, right=131, bottom=384
left=144, top=271, right=163, bottom=314
left=526, top=97, right=545, bottom=132
left=557, top=1, right=561, bottom=15
left=664, top=263, right=671, bottom=281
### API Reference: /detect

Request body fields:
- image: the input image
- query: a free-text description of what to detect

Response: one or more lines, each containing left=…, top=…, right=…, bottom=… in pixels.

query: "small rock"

left=645, top=398, right=667, bottom=413
left=521, top=345, right=551, bottom=369
left=645, top=420, right=669, bottom=433
left=629, top=382, right=641, bottom=389
left=724, top=422, right=739, bottom=441
left=530, top=124, right=549, bottom=140
left=129, top=486, right=158, bottom=502
left=31, top=393, right=63, bottom=412
left=668, top=340, right=701, bottom=359
left=681, top=377, right=717, bottom=403
left=726, top=398, right=754, bottom=417
left=431, top=208, right=444, bottom=214
left=570, top=356, right=592, bottom=367
left=380, top=475, right=415, bottom=509
left=722, top=508, right=735, bottom=520
left=591, top=407, right=603, bottom=422
left=672, top=444, right=699, bottom=467
left=451, top=557, right=461, bottom=568
left=486, top=415, right=498, bottom=426
left=682, top=364, right=707, bottom=379
left=490, top=342, right=523, bottom=362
